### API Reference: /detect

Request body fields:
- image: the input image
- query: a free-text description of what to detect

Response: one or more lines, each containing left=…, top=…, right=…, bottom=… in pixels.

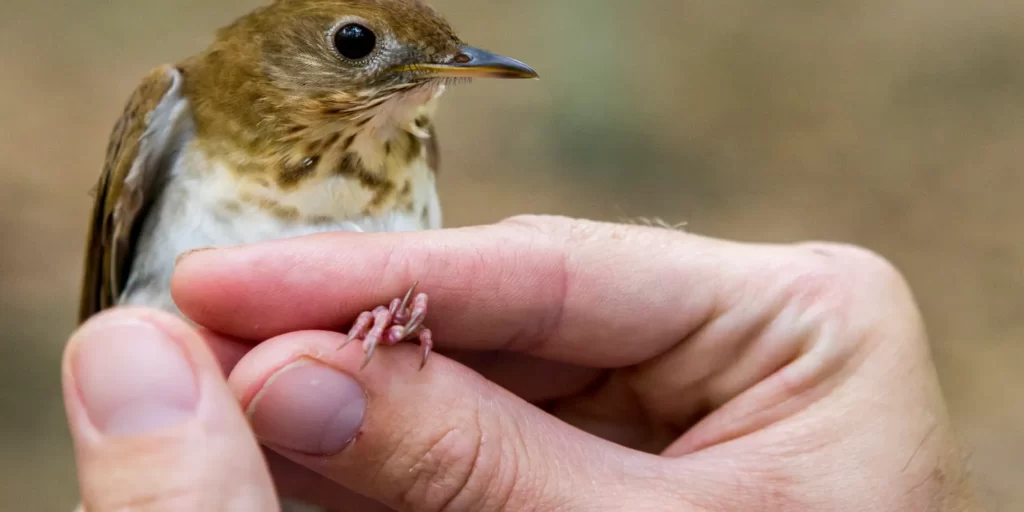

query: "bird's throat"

left=186, top=82, right=444, bottom=228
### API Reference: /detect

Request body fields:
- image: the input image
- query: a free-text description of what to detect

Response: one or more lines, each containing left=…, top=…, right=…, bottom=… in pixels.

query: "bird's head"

left=260, top=0, right=537, bottom=89
left=190, top=0, right=537, bottom=140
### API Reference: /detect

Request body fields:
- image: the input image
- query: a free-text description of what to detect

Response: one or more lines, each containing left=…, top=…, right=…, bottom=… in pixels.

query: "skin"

left=62, top=215, right=979, bottom=511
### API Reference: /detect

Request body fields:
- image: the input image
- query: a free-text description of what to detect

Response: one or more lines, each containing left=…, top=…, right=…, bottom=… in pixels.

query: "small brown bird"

left=78, top=0, right=537, bottom=370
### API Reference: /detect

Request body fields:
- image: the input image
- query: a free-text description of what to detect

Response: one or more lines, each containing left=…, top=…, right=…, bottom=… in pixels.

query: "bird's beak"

left=404, top=45, right=539, bottom=79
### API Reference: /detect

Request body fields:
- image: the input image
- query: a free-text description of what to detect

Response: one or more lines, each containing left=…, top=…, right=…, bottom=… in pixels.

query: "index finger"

left=171, top=215, right=763, bottom=366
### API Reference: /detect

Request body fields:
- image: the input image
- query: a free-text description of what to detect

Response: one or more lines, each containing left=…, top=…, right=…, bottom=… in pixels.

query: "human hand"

left=65, top=215, right=977, bottom=511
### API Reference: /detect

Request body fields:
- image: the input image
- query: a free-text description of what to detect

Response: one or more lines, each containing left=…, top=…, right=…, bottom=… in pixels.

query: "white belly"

left=119, top=153, right=441, bottom=314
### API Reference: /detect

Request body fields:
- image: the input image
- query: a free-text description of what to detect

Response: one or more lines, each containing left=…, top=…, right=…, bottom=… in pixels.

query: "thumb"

left=228, top=331, right=658, bottom=511
left=63, top=308, right=278, bottom=511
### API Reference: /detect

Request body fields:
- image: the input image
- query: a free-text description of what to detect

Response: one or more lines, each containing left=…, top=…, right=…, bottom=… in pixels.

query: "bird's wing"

left=78, top=65, right=192, bottom=323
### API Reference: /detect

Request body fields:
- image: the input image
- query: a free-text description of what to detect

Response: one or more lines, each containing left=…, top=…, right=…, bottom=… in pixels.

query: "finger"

left=262, top=449, right=396, bottom=512
left=204, top=333, right=601, bottom=406
left=443, top=350, right=602, bottom=403
left=63, top=308, right=278, bottom=511
left=200, top=327, right=253, bottom=376
left=173, top=215, right=758, bottom=366
left=227, top=330, right=677, bottom=512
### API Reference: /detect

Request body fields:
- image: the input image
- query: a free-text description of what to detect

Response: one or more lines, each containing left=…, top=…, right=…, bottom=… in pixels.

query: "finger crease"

left=499, top=241, right=569, bottom=355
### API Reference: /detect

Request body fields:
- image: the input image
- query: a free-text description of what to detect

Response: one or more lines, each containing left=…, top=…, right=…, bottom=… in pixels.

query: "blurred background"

left=2, top=0, right=1022, bottom=508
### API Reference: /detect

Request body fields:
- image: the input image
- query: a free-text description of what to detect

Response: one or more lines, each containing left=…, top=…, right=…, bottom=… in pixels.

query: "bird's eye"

left=333, top=23, right=376, bottom=60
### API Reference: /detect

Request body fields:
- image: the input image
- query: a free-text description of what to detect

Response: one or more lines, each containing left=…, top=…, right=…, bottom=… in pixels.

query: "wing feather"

left=78, top=65, right=189, bottom=323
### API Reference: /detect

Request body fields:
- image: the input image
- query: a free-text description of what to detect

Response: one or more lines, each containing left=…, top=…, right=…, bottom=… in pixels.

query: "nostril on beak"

left=453, top=53, right=471, bottom=64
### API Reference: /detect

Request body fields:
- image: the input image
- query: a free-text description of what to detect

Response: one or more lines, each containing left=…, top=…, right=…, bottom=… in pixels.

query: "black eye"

left=333, top=23, right=376, bottom=60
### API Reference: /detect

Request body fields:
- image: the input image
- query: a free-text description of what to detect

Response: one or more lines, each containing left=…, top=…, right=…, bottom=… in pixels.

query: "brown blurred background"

left=2, top=0, right=1022, bottom=509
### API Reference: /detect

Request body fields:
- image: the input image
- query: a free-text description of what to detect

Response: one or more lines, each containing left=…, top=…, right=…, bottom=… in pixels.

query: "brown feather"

left=78, top=65, right=179, bottom=323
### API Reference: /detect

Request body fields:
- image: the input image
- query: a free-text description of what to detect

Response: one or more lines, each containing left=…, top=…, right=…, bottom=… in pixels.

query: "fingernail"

left=248, top=360, right=366, bottom=455
left=72, top=316, right=199, bottom=436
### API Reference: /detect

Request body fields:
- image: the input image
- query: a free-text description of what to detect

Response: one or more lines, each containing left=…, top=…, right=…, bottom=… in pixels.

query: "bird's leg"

left=339, top=282, right=432, bottom=370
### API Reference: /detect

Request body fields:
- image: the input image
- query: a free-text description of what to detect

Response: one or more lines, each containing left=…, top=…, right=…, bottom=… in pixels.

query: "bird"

left=77, top=0, right=538, bottom=373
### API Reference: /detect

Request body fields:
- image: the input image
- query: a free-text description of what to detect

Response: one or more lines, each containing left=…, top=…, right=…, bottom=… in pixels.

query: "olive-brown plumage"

left=79, top=0, right=536, bottom=381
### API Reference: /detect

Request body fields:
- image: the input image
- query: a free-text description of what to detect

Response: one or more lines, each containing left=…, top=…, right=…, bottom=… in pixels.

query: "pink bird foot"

left=338, top=281, right=433, bottom=370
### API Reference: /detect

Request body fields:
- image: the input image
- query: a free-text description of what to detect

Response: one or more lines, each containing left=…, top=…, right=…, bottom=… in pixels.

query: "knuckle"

left=500, top=214, right=573, bottom=233
left=501, top=214, right=606, bottom=246
left=796, top=242, right=907, bottom=294
left=771, top=242, right=919, bottom=361
left=490, top=215, right=573, bottom=353
left=778, top=257, right=851, bottom=310
left=390, top=404, right=529, bottom=512
left=395, top=411, right=491, bottom=512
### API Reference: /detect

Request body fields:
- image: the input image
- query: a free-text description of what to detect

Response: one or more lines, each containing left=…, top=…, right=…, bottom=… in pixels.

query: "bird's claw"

left=340, top=282, right=433, bottom=370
